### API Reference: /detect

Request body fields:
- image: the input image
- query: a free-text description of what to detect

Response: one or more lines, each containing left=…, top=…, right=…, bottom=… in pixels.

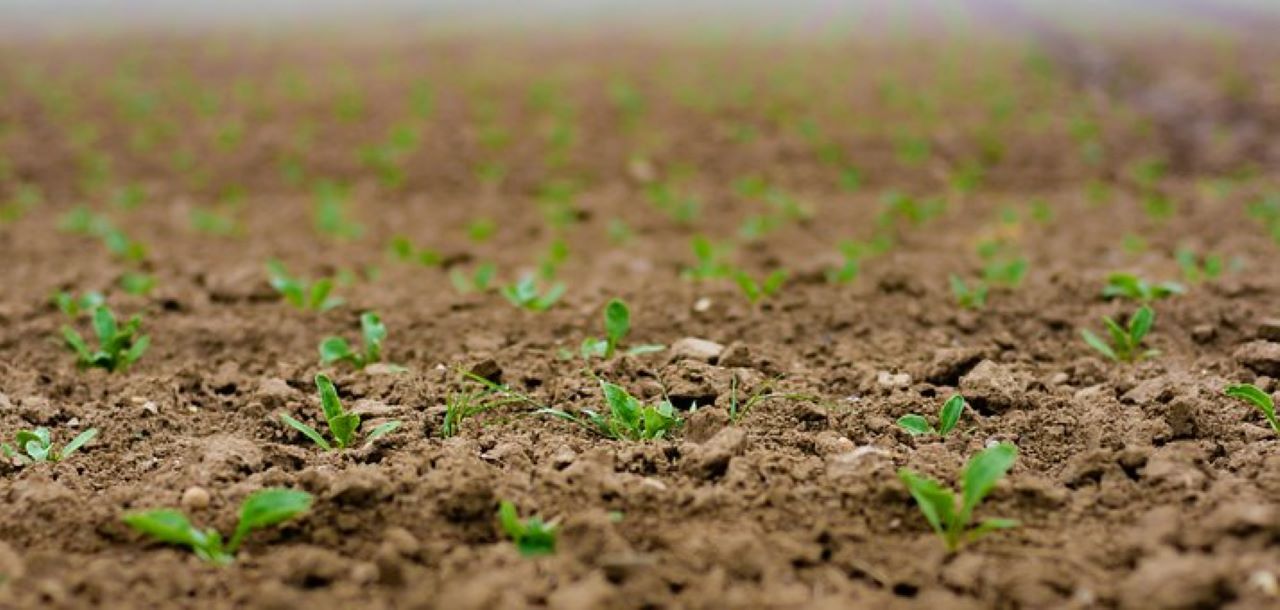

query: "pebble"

left=181, top=486, right=211, bottom=510
left=669, top=337, right=725, bottom=363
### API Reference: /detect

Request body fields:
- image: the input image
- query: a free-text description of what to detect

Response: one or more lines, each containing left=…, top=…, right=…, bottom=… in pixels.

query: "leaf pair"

left=319, top=312, right=388, bottom=369
left=449, top=262, right=496, bottom=294
left=898, top=395, right=966, bottom=436
left=53, top=290, right=104, bottom=318
left=580, top=299, right=664, bottom=360
left=539, top=380, right=681, bottom=441
left=501, top=276, right=565, bottom=312
left=61, top=305, right=150, bottom=372
left=122, top=488, right=312, bottom=565
left=950, top=275, right=988, bottom=310
left=498, top=500, right=557, bottom=557
left=266, top=260, right=343, bottom=312
left=733, top=269, right=788, bottom=304
left=898, top=442, right=1019, bottom=552
left=280, top=374, right=401, bottom=450
left=1101, top=273, right=1184, bottom=302
left=1, top=427, right=98, bottom=464
left=1224, top=384, right=1280, bottom=435
left=1081, top=305, right=1157, bottom=362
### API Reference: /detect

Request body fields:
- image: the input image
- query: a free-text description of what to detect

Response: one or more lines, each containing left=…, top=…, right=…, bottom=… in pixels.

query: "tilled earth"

left=1, top=29, right=1280, bottom=610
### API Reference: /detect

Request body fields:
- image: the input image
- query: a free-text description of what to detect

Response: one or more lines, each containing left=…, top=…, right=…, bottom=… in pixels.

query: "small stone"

left=1190, top=324, right=1216, bottom=344
left=693, top=297, right=713, bottom=313
left=465, top=357, right=502, bottom=382
left=364, top=363, right=407, bottom=376
left=1248, top=570, right=1278, bottom=596
left=718, top=342, right=753, bottom=368
left=1048, top=372, right=1070, bottom=386
left=1234, top=341, right=1280, bottom=377
left=181, top=486, right=211, bottom=510
left=351, top=399, right=399, bottom=417
left=876, top=371, right=911, bottom=388
left=960, top=360, right=1028, bottom=414
left=669, top=337, right=724, bottom=363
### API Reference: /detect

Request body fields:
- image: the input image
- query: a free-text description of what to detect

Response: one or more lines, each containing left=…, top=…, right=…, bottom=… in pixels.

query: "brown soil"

left=2, top=26, right=1280, bottom=610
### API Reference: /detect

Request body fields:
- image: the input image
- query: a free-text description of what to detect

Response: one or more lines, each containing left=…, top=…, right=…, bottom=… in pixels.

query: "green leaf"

left=362, top=420, right=401, bottom=447
left=121, top=335, right=149, bottom=370
left=1128, top=306, right=1154, bottom=343
left=360, top=312, right=386, bottom=362
left=92, top=306, right=117, bottom=343
left=123, top=509, right=210, bottom=549
left=898, top=470, right=956, bottom=541
left=315, top=374, right=344, bottom=422
left=1080, top=329, right=1117, bottom=361
left=280, top=413, right=331, bottom=450
left=319, top=337, right=354, bottom=364
left=227, top=488, right=312, bottom=553
left=1225, top=383, right=1279, bottom=433
left=938, top=395, right=965, bottom=435
left=59, top=428, right=99, bottom=460
left=968, top=517, right=1020, bottom=544
left=61, top=326, right=91, bottom=360
left=960, top=442, right=1017, bottom=520
left=600, top=381, right=639, bottom=432
left=309, top=279, right=334, bottom=310
left=603, top=299, right=630, bottom=357
left=498, top=500, right=524, bottom=538
left=896, top=414, right=933, bottom=436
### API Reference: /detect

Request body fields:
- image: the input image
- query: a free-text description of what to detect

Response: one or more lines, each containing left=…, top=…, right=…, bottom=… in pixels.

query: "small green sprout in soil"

left=981, top=258, right=1028, bottom=288
left=441, top=378, right=525, bottom=439
left=266, top=260, right=343, bottom=312
left=537, top=238, right=569, bottom=281
left=1081, top=305, right=1157, bottom=363
left=449, top=262, right=497, bottom=294
left=682, top=235, right=733, bottom=280
left=539, top=380, right=681, bottom=441
left=119, top=272, right=156, bottom=296
left=1175, top=247, right=1224, bottom=284
left=898, top=394, right=966, bottom=436
left=320, top=312, right=390, bottom=369
left=54, top=290, right=104, bottom=318
left=387, top=236, right=442, bottom=266
left=1223, top=384, right=1279, bottom=435
left=62, top=305, right=150, bottom=372
left=498, top=500, right=557, bottom=557
left=312, top=181, right=363, bottom=240
left=827, top=236, right=892, bottom=284
left=2, top=426, right=98, bottom=465
left=733, top=268, right=788, bottom=304
left=466, top=217, right=497, bottom=242
left=950, top=275, right=988, bottom=310
left=580, top=298, right=664, bottom=360
left=1102, top=273, right=1183, bottom=302
left=727, top=375, right=820, bottom=424
left=122, top=488, right=312, bottom=565
left=898, top=442, right=1019, bottom=552
left=280, top=374, right=401, bottom=450
left=501, top=275, right=565, bottom=312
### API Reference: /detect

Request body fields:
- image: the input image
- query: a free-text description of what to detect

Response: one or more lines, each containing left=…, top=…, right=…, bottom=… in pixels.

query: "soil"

left=2, top=24, right=1280, bottom=610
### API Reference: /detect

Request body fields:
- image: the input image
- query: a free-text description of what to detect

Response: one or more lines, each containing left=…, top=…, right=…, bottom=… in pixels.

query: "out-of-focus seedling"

left=498, top=500, right=557, bottom=557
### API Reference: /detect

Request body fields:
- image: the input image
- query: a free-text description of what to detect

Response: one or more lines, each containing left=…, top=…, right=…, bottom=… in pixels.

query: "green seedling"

left=950, top=275, right=988, bottom=309
left=898, top=442, right=1019, bottom=552
left=897, top=395, right=966, bottom=436
left=449, top=262, right=496, bottom=294
left=53, top=290, right=104, bottom=318
left=62, top=305, right=149, bottom=372
left=122, top=488, right=312, bottom=565
left=1223, top=384, right=1279, bottom=435
left=733, top=269, right=788, bottom=304
left=189, top=207, right=242, bottom=237
left=726, top=375, right=820, bottom=424
left=388, top=236, right=442, bottom=266
left=312, top=181, right=363, bottom=240
left=441, top=380, right=525, bottom=439
left=537, top=238, right=569, bottom=281
left=467, top=217, right=497, bottom=242
left=266, top=261, right=343, bottom=312
left=498, top=500, right=557, bottom=557
left=1, top=427, right=98, bottom=464
left=279, top=374, right=401, bottom=450
left=119, top=272, right=156, bottom=296
left=319, top=312, right=389, bottom=369
left=1102, top=273, right=1183, bottom=302
left=827, top=236, right=892, bottom=284
left=982, top=258, right=1028, bottom=288
left=878, top=190, right=945, bottom=228
left=101, top=227, right=148, bottom=263
left=1081, top=305, right=1157, bottom=362
left=682, top=236, right=732, bottom=281
left=580, top=298, right=664, bottom=360
left=1175, top=247, right=1223, bottom=284
left=539, top=380, right=681, bottom=441
left=501, top=276, right=565, bottom=312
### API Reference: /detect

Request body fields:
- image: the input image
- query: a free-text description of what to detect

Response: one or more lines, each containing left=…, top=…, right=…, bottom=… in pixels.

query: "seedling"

left=580, top=298, right=664, bottom=359
left=1223, top=384, right=1279, bottom=435
left=441, top=382, right=525, bottom=439
left=981, top=258, right=1028, bottom=288
left=119, top=272, right=156, bottom=296
left=313, top=181, right=363, bottom=240
left=1, top=427, right=98, bottom=464
left=279, top=374, right=401, bottom=450
left=539, top=380, right=681, bottom=441
left=681, top=236, right=732, bottom=281
left=498, top=500, right=557, bottom=557
left=950, top=275, right=988, bottom=310
left=898, top=442, right=1019, bottom=552
left=467, top=217, right=497, bottom=242
left=733, top=269, right=788, bottom=304
left=122, top=488, right=312, bottom=565
left=388, top=236, right=442, bottom=266
left=1102, top=273, right=1183, bottom=302
left=1081, top=305, right=1157, bottom=362
left=898, top=395, right=966, bottom=436
left=501, top=276, right=565, bottom=312
left=319, top=312, right=389, bottom=369
left=827, top=236, right=892, bottom=284
left=449, top=262, right=496, bottom=294
left=726, top=375, right=820, bottom=424
left=266, top=260, right=343, bottom=312
left=53, top=290, right=104, bottom=318
left=1175, top=247, right=1223, bottom=284
left=62, top=305, right=149, bottom=372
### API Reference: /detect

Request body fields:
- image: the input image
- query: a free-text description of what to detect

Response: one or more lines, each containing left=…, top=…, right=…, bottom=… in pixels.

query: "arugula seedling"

left=538, top=380, right=681, bottom=441
left=1102, top=273, right=1183, bottom=302
left=62, top=305, right=149, bottom=372
left=1223, top=384, right=1279, bottom=435
left=122, top=488, right=312, bottom=565
left=733, top=269, right=788, bottom=304
left=681, top=236, right=732, bottom=281
left=897, top=395, right=966, bottom=436
left=119, top=272, right=156, bottom=296
left=449, top=262, right=496, bottom=294
left=53, top=290, right=104, bottom=318
left=319, top=312, right=391, bottom=369
left=266, top=260, right=343, bottom=312
left=898, top=442, right=1019, bottom=552
left=501, top=276, right=565, bottom=312
left=498, top=500, right=557, bottom=557
left=580, top=298, right=664, bottom=360
left=1, top=427, right=98, bottom=464
left=1081, top=305, right=1157, bottom=362
left=279, top=374, right=401, bottom=450
left=1175, top=247, right=1223, bottom=284
left=388, top=236, right=442, bottom=266
left=950, top=275, right=988, bottom=310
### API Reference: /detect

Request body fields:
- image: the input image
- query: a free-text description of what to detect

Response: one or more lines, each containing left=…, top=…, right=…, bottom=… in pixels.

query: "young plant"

left=501, top=276, right=565, bottom=312
left=580, top=298, right=664, bottom=360
left=312, top=181, right=363, bottom=240
left=1081, top=305, right=1157, bottom=363
left=122, top=488, right=312, bottom=565
left=449, top=262, right=496, bottom=294
left=441, top=381, right=525, bottom=439
left=319, top=312, right=387, bottom=369
left=53, top=290, right=104, bottom=318
left=539, top=380, right=681, bottom=441
left=898, top=442, right=1019, bottom=552
left=266, top=260, right=343, bottom=312
left=387, top=236, right=442, bottom=266
left=1, top=427, right=98, bottom=464
left=950, top=275, right=988, bottom=309
left=119, top=272, right=156, bottom=296
left=62, top=305, right=149, bottom=372
left=733, top=269, right=788, bottom=304
left=279, top=374, right=401, bottom=450
left=681, top=236, right=732, bottom=281
left=1223, top=384, right=1279, bottom=435
left=981, top=258, right=1028, bottom=288
left=1175, top=247, right=1224, bottom=284
left=897, top=394, right=966, bottom=436
left=1102, top=273, right=1183, bottom=302
left=498, top=500, right=557, bottom=557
